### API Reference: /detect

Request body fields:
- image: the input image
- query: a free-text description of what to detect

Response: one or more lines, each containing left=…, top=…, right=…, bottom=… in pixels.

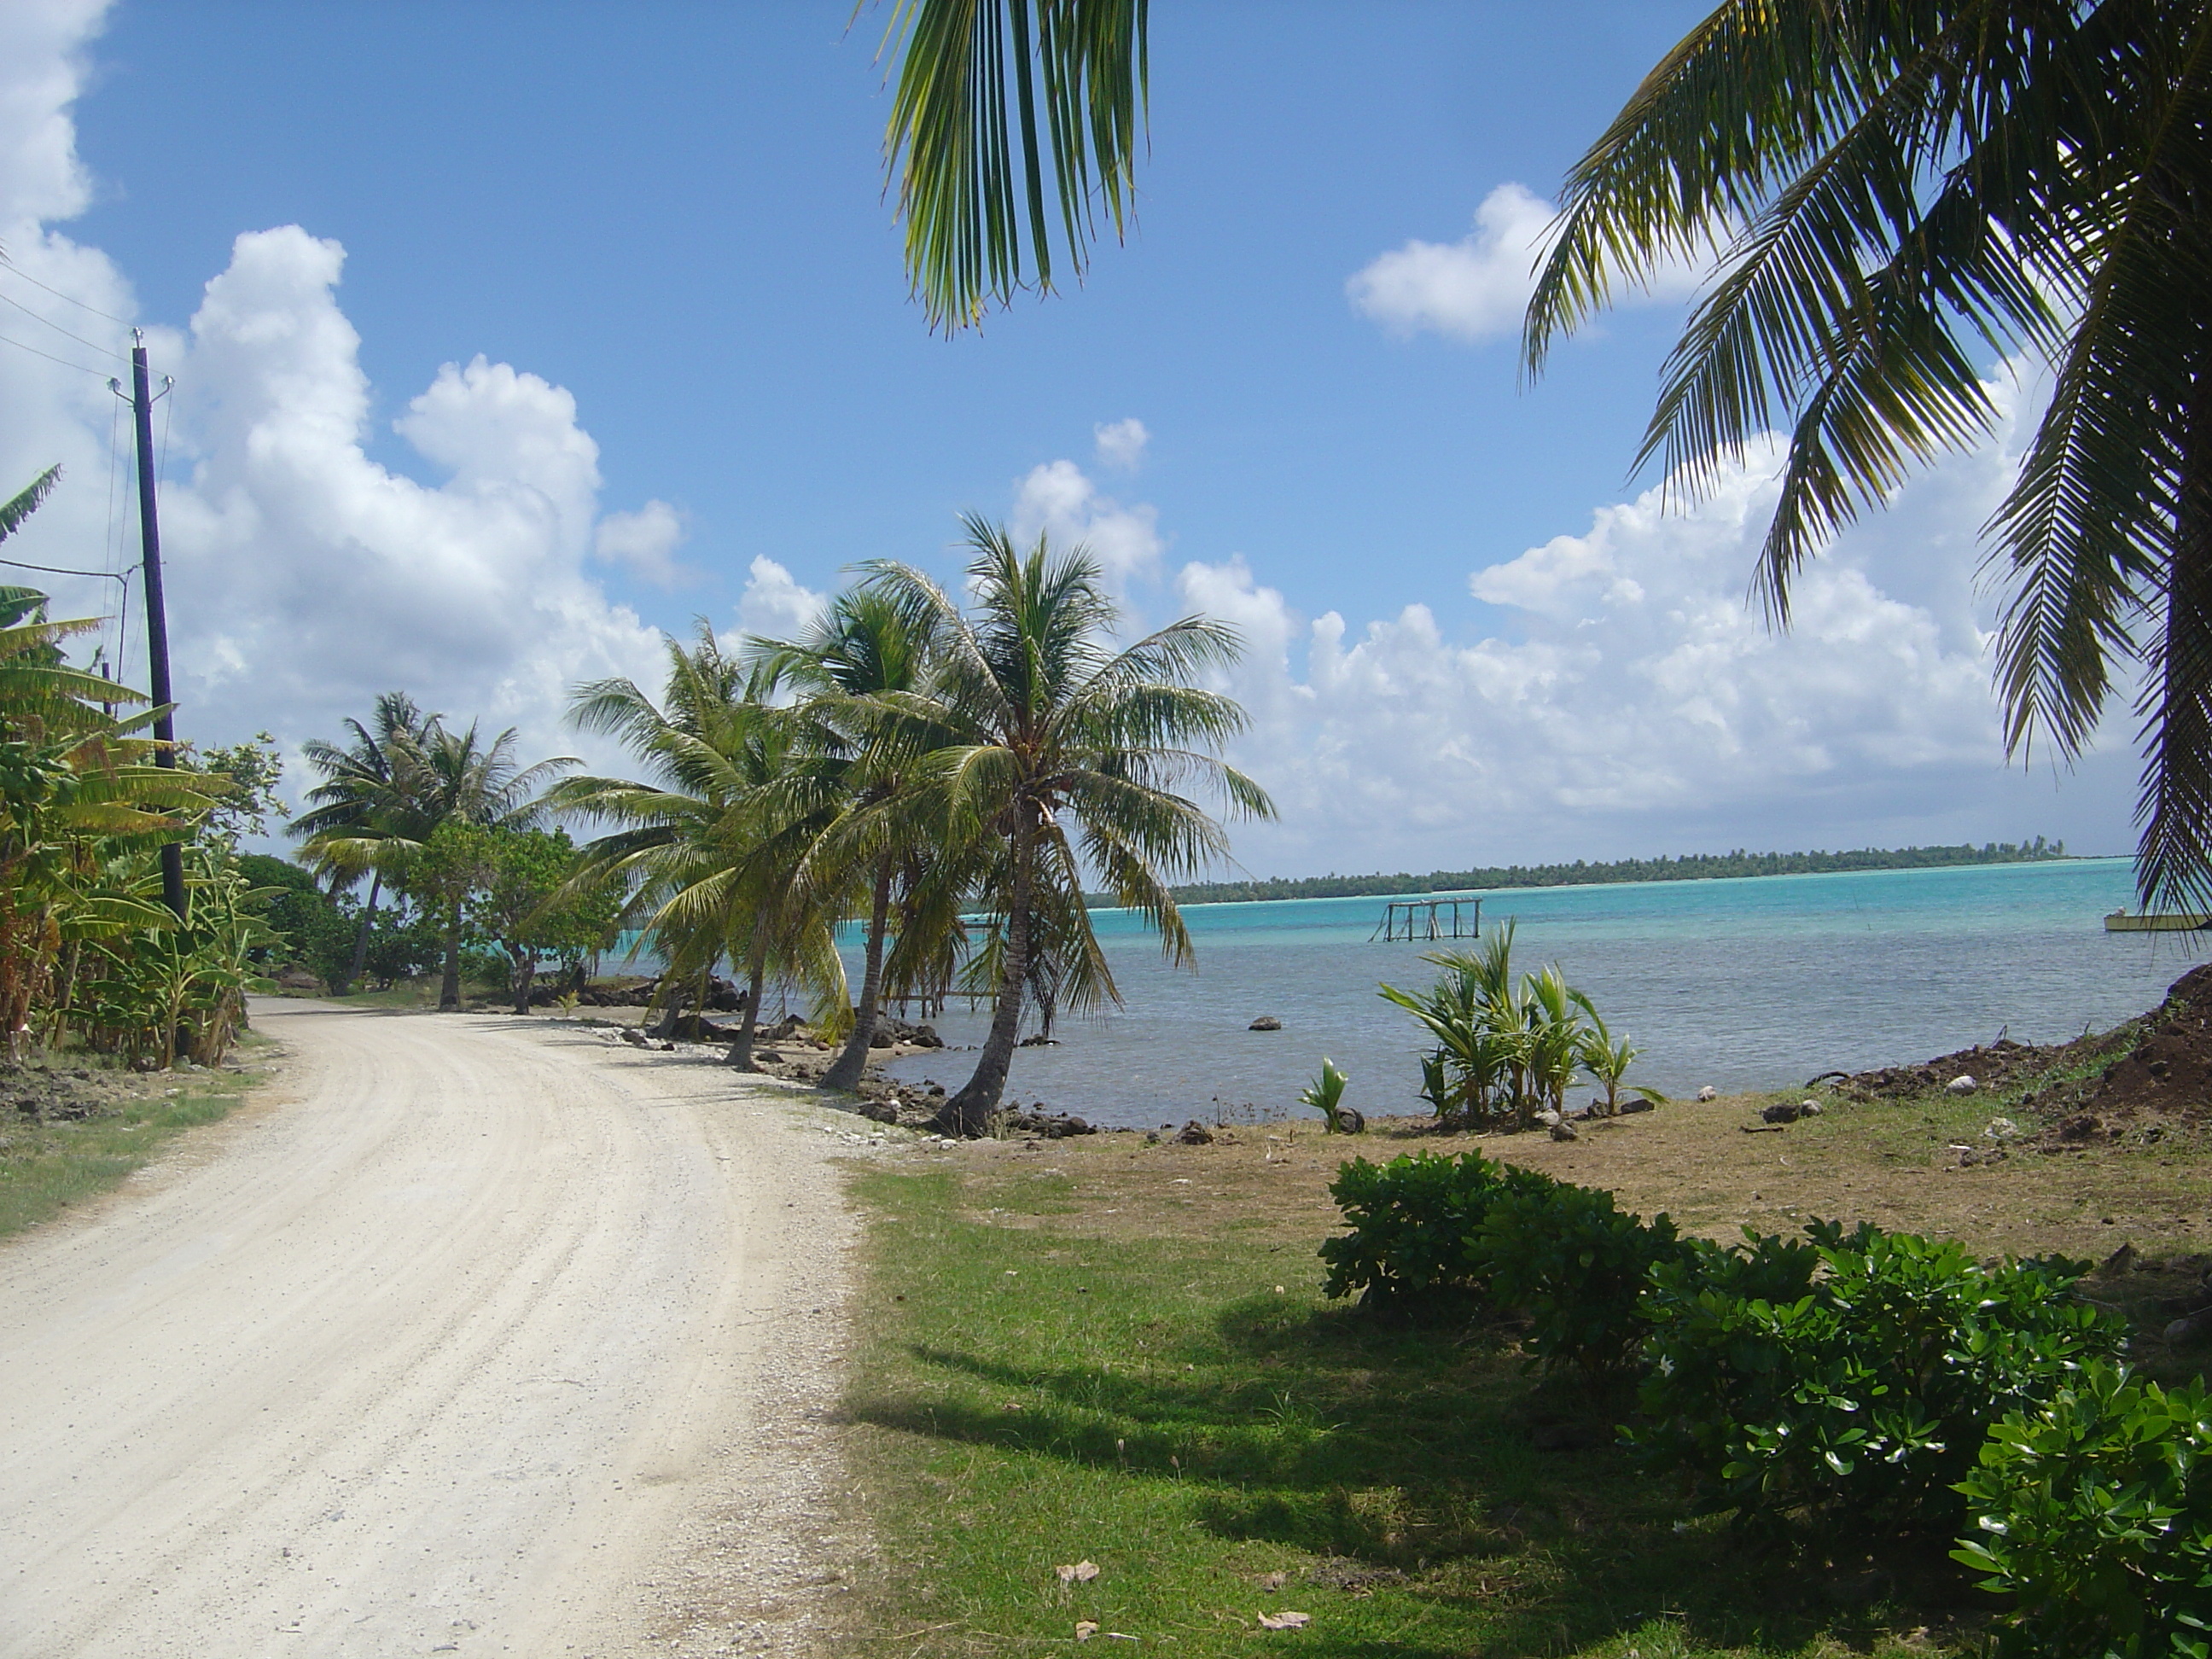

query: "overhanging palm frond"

left=1528, top=0, right=2212, bottom=912
left=878, top=0, right=1148, bottom=332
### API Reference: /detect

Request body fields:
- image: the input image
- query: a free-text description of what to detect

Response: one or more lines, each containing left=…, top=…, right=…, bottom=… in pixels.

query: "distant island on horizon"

left=1149, top=838, right=2076, bottom=908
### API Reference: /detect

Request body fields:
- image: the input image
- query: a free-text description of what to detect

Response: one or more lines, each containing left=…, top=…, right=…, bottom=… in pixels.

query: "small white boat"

left=2105, top=910, right=2212, bottom=933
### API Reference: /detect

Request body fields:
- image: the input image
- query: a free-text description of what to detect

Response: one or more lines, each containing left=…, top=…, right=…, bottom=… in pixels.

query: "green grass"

left=839, top=1156, right=1980, bottom=1659
left=0, top=1083, right=247, bottom=1239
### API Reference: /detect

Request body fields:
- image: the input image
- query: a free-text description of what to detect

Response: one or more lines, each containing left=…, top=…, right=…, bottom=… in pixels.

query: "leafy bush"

left=1633, top=1222, right=2124, bottom=1532
left=1477, top=1180, right=1690, bottom=1377
left=1956, top=1361, right=2212, bottom=1659
left=1318, top=1151, right=1551, bottom=1305
left=236, top=853, right=358, bottom=988
left=360, top=910, right=441, bottom=988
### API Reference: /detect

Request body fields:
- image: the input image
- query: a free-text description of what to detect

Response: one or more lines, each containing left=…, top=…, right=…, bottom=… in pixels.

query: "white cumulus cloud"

left=1092, top=416, right=1149, bottom=471
left=1173, top=400, right=2131, bottom=873
left=594, top=499, right=690, bottom=588
left=733, top=555, right=826, bottom=643
left=0, top=7, right=673, bottom=800
left=1010, top=457, right=1162, bottom=592
left=158, top=229, right=665, bottom=775
left=1348, top=181, right=1707, bottom=345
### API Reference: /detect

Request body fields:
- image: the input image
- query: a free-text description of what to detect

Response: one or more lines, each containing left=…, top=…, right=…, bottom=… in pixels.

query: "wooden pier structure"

left=1369, top=895, right=1482, bottom=943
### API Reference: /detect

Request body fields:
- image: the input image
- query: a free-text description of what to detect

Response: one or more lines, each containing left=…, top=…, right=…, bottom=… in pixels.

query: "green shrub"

left=1318, top=1151, right=1551, bottom=1305
left=1633, top=1222, right=2124, bottom=1533
left=1476, top=1179, right=1690, bottom=1378
left=1956, top=1361, right=2212, bottom=1659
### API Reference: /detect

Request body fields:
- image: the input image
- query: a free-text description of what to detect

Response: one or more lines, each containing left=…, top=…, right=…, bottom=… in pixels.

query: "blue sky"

left=0, top=2, right=2139, bottom=875
left=71, top=3, right=1701, bottom=622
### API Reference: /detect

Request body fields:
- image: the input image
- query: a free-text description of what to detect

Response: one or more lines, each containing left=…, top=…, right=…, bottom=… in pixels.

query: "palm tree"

left=1574, top=995, right=1663, bottom=1117
left=752, top=589, right=955, bottom=1093
left=859, top=517, right=1272, bottom=1136
left=300, top=715, right=572, bottom=1010
left=291, top=692, right=430, bottom=992
left=1522, top=2, right=2212, bottom=913
left=556, top=628, right=847, bottom=1068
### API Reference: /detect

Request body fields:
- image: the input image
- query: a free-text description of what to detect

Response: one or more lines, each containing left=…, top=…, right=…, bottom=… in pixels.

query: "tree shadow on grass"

left=852, top=1295, right=1966, bottom=1656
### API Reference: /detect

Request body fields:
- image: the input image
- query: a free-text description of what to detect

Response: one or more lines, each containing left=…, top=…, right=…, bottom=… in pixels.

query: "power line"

left=0, top=555, right=131, bottom=581
left=0, top=288, right=125, bottom=363
left=0, top=260, right=131, bottom=327
left=0, top=329, right=111, bottom=378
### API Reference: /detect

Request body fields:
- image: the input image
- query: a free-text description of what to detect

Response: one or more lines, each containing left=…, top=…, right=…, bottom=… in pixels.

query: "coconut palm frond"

left=879, top=0, right=1148, bottom=332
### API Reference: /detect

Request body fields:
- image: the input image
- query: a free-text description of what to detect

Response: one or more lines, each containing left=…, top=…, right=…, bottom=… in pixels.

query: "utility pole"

left=118, top=330, right=186, bottom=922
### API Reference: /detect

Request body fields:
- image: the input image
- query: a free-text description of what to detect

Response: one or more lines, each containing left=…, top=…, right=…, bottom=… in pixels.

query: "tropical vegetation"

left=1380, top=922, right=1662, bottom=1132
left=1165, top=837, right=2069, bottom=905
left=0, top=470, right=258, bottom=1068
left=555, top=519, right=1270, bottom=1132
left=292, top=713, right=576, bottom=1011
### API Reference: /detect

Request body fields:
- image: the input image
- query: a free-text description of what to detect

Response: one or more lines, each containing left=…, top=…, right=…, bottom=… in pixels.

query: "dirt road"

left=0, top=1001, right=865, bottom=1657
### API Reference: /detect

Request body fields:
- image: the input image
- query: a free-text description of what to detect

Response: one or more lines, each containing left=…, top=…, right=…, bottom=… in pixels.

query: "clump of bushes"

left=1481, top=1179, right=1689, bottom=1379
left=1321, top=1152, right=1689, bottom=1377
left=1318, top=1151, right=1554, bottom=1306
left=1956, top=1361, right=2212, bottom=1658
left=1319, top=1156, right=2141, bottom=1591
left=1633, top=1224, right=2122, bottom=1530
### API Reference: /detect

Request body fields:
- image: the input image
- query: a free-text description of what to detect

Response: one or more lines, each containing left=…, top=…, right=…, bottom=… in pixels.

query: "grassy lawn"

left=830, top=1075, right=2197, bottom=1659
left=0, top=1037, right=274, bottom=1240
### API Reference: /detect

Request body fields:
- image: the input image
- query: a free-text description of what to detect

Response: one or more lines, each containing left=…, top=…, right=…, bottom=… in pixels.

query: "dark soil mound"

left=2017, top=963, right=2212, bottom=1129
left=1817, top=1034, right=2069, bottom=1102
left=0, top=1063, right=126, bottom=1123
left=1816, top=963, right=2212, bottom=1148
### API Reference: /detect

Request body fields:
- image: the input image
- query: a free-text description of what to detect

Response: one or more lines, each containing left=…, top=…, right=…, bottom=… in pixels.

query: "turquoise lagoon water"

left=878, top=858, right=2206, bottom=1130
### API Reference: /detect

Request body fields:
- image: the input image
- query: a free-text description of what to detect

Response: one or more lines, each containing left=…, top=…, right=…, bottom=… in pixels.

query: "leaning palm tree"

left=751, top=588, right=959, bottom=1092
left=1523, top=2, right=2212, bottom=913
left=556, top=628, right=847, bottom=1068
left=290, top=691, right=431, bottom=992
left=860, top=517, right=1272, bottom=1136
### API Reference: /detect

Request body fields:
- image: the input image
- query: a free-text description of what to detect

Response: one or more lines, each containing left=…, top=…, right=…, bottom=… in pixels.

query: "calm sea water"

left=875, top=859, right=2206, bottom=1130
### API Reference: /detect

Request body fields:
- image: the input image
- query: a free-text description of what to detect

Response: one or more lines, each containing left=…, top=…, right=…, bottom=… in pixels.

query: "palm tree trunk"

left=438, top=899, right=463, bottom=1012
left=723, top=938, right=769, bottom=1071
left=2140, top=358, right=2212, bottom=912
left=341, top=872, right=381, bottom=993
left=511, top=948, right=535, bottom=1016
left=940, top=829, right=1033, bottom=1137
left=821, top=853, right=894, bottom=1093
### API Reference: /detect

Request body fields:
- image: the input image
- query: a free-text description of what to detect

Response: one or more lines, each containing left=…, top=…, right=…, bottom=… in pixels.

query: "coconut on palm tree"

left=859, top=517, right=1272, bottom=1137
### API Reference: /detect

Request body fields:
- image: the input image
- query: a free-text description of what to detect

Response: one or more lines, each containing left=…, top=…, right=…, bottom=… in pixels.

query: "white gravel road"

left=0, top=1000, right=869, bottom=1658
